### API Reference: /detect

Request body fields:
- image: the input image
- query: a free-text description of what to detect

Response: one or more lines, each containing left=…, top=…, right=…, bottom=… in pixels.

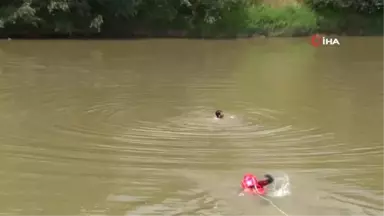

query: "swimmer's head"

left=215, top=110, right=224, bottom=119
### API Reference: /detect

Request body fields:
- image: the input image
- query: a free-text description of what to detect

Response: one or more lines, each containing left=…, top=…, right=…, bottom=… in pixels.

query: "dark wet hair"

left=215, top=110, right=224, bottom=118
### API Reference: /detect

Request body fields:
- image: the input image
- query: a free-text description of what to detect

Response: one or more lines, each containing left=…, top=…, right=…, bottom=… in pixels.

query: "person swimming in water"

left=215, top=110, right=224, bottom=119
left=239, top=173, right=274, bottom=195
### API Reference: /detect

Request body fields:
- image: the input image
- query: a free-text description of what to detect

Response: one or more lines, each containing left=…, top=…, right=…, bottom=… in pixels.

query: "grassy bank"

left=0, top=0, right=382, bottom=39
left=243, top=3, right=383, bottom=37
left=245, top=4, right=319, bottom=37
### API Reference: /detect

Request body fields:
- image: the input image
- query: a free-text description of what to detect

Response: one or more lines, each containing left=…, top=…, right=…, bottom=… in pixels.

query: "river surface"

left=0, top=38, right=383, bottom=216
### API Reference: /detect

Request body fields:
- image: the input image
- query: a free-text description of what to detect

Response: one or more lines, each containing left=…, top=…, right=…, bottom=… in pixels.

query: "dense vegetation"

left=0, top=0, right=382, bottom=38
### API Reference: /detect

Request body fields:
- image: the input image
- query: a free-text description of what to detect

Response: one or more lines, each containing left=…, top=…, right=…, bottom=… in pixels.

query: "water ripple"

left=112, top=107, right=336, bottom=159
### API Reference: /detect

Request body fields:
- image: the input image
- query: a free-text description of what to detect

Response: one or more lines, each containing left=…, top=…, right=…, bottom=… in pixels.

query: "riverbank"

left=0, top=1, right=382, bottom=39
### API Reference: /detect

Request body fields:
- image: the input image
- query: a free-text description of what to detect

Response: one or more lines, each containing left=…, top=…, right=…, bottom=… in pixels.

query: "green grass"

left=208, top=2, right=382, bottom=37
left=245, top=3, right=318, bottom=36
left=191, top=3, right=319, bottom=38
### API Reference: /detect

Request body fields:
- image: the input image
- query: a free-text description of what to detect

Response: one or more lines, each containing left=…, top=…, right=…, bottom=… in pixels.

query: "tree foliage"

left=0, top=0, right=251, bottom=36
left=304, top=0, right=383, bottom=14
left=0, top=0, right=382, bottom=37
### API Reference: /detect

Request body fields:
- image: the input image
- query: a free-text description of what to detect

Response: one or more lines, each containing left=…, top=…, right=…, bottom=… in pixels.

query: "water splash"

left=268, top=173, right=291, bottom=198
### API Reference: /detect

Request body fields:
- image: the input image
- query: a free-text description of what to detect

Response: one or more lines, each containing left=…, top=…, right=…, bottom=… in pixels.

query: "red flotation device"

left=241, top=173, right=268, bottom=195
left=242, top=184, right=266, bottom=195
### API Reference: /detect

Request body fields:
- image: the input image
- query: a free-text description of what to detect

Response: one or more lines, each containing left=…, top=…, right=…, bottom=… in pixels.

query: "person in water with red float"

left=240, top=173, right=274, bottom=196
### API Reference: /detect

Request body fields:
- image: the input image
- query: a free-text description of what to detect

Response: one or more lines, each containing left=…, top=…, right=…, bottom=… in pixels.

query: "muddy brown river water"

left=0, top=38, right=383, bottom=215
